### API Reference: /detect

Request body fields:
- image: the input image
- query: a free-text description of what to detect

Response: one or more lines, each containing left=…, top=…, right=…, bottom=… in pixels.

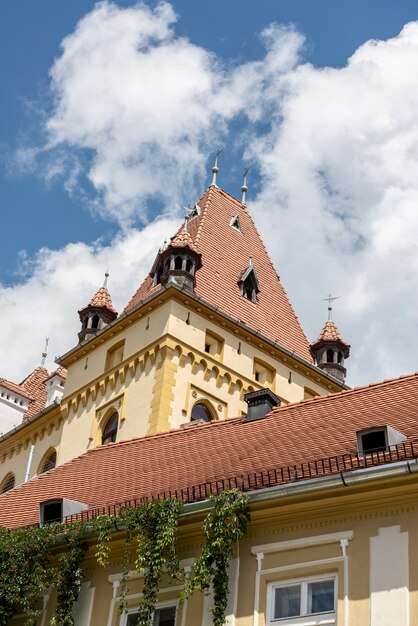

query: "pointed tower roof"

left=79, top=286, right=117, bottom=317
left=311, top=320, right=350, bottom=355
left=124, top=186, right=312, bottom=362
left=88, top=287, right=117, bottom=314
left=169, top=224, right=199, bottom=253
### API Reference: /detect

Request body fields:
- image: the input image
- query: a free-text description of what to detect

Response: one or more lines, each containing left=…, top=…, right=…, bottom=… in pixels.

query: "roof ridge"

left=193, top=186, right=214, bottom=246
left=216, top=188, right=312, bottom=350
left=270, top=370, right=418, bottom=414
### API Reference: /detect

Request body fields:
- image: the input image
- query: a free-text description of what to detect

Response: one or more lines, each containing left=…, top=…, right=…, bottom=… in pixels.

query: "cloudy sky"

left=2, top=0, right=418, bottom=387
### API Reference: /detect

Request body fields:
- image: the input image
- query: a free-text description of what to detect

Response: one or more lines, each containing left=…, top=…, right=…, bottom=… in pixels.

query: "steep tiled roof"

left=311, top=320, right=350, bottom=351
left=44, top=366, right=67, bottom=383
left=20, top=367, right=49, bottom=420
left=2, top=371, right=418, bottom=528
left=0, top=378, right=33, bottom=400
left=169, top=226, right=199, bottom=253
left=124, top=187, right=312, bottom=362
left=85, top=287, right=117, bottom=315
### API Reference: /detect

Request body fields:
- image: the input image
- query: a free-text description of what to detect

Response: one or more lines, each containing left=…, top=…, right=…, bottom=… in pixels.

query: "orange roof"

left=84, top=287, right=117, bottom=315
left=20, top=367, right=49, bottom=420
left=169, top=226, right=199, bottom=253
left=44, top=366, right=67, bottom=383
left=311, top=320, right=350, bottom=352
left=124, top=187, right=312, bottom=362
left=0, top=378, right=33, bottom=400
left=2, top=371, right=418, bottom=528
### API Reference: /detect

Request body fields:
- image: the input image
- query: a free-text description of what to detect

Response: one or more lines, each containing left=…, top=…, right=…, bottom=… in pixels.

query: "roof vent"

left=40, top=498, right=89, bottom=526
left=356, top=426, right=406, bottom=455
left=244, top=388, right=280, bottom=422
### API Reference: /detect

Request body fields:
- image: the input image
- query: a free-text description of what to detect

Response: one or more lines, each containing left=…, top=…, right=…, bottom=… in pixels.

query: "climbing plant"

left=180, top=489, right=250, bottom=626
left=0, top=489, right=250, bottom=626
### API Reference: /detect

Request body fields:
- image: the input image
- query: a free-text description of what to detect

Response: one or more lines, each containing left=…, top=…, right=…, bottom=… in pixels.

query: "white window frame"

left=121, top=600, right=177, bottom=626
left=267, top=574, right=337, bottom=626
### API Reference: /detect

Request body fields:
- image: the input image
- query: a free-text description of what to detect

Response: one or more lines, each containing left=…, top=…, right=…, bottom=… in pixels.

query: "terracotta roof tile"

left=20, top=367, right=49, bottom=421
left=44, top=366, right=67, bottom=382
left=169, top=226, right=199, bottom=253
left=2, top=371, right=418, bottom=528
left=124, top=187, right=312, bottom=362
left=86, top=287, right=117, bottom=314
left=0, top=378, right=33, bottom=400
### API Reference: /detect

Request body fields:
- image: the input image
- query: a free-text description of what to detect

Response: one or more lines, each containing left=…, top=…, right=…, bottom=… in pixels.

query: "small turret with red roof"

left=78, top=272, right=118, bottom=343
left=151, top=223, right=202, bottom=292
left=310, top=319, right=350, bottom=383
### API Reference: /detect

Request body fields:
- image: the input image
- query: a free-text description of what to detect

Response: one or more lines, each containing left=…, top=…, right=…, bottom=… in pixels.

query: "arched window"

left=337, top=351, right=343, bottom=364
left=174, top=256, right=183, bottom=270
left=156, top=265, right=163, bottom=285
left=1, top=473, right=15, bottom=494
left=191, top=402, right=213, bottom=423
left=91, top=314, right=100, bottom=329
left=185, top=258, right=193, bottom=273
left=82, top=317, right=88, bottom=329
left=39, top=450, right=57, bottom=475
left=326, top=349, right=334, bottom=363
left=102, top=412, right=118, bottom=445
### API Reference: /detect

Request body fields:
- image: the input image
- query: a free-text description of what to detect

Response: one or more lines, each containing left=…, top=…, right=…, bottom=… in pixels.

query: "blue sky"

left=2, top=0, right=417, bottom=283
left=2, top=0, right=418, bottom=384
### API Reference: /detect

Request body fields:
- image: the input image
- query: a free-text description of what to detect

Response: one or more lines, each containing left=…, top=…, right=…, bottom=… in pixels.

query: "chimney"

left=244, top=388, right=280, bottom=421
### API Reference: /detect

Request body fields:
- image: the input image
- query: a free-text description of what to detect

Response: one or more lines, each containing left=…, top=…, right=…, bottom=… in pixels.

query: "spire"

left=322, top=293, right=340, bottom=321
left=78, top=279, right=118, bottom=343
left=310, top=314, right=350, bottom=384
left=241, top=168, right=249, bottom=205
left=211, top=149, right=222, bottom=187
left=40, top=337, right=49, bottom=367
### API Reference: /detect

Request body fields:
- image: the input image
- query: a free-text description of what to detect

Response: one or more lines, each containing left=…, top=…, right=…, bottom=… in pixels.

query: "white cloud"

left=0, top=216, right=177, bottom=382
left=6, top=5, right=418, bottom=388
left=247, top=21, right=418, bottom=385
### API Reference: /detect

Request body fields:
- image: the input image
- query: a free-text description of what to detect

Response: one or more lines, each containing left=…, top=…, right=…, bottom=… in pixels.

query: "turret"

left=78, top=274, right=118, bottom=343
left=310, top=320, right=350, bottom=383
left=151, top=225, right=202, bottom=292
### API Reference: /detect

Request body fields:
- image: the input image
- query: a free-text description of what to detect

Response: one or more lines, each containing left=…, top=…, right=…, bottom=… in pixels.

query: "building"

left=1, top=174, right=416, bottom=626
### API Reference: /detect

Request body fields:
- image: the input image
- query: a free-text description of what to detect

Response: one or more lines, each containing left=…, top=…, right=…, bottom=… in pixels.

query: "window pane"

left=273, top=585, right=301, bottom=619
left=127, top=607, right=176, bottom=626
left=307, top=580, right=335, bottom=614
left=155, top=606, right=176, bottom=626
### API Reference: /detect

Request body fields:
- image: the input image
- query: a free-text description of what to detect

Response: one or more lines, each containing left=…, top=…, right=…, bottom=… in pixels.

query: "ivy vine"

left=180, top=489, right=250, bottom=626
left=0, top=490, right=249, bottom=626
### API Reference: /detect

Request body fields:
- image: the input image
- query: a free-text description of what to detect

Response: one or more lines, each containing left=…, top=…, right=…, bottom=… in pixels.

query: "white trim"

left=261, top=557, right=344, bottom=577
left=251, top=531, right=353, bottom=556
left=267, top=574, right=337, bottom=626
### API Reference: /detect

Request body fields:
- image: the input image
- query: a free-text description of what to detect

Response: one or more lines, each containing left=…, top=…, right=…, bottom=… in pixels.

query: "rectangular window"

left=105, top=340, right=125, bottom=371
left=126, top=606, right=176, bottom=626
left=268, top=576, right=336, bottom=625
left=204, top=329, right=224, bottom=360
left=253, top=358, right=275, bottom=387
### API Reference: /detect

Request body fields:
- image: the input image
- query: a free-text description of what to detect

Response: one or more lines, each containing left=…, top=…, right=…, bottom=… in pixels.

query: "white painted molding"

left=251, top=530, right=354, bottom=555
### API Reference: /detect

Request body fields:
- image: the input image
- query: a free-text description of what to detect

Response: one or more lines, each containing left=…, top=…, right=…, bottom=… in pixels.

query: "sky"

left=2, top=0, right=418, bottom=386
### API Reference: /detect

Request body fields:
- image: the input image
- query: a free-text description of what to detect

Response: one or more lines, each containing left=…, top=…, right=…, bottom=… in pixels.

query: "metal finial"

left=241, top=167, right=249, bottom=205
left=322, top=293, right=340, bottom=321
left=103, top=269, right=109, bottom=289
left=211, top=149, right=223, bottom=187
left=41, top=337, right=49, bottom=367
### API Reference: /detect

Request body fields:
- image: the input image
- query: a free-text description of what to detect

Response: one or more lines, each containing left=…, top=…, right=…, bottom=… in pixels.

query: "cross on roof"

left=322, top=293, right=340, bottom=320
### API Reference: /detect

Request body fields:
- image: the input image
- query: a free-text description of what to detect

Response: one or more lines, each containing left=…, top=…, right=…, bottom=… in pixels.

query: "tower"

left=151, top=225, right=202, bottom=292
left=310, top=319, right=350, bottom=383
left=78, top=274, right=118, bottom=343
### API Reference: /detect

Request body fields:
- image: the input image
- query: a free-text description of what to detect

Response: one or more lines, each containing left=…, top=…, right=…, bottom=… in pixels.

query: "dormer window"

left=239, top=260, right=260, bottom=303
left=357, top=426, right=406, bottom=455
left=187, top=204, right=201, bottom=220
left=230, top=215, right=241, bottom=232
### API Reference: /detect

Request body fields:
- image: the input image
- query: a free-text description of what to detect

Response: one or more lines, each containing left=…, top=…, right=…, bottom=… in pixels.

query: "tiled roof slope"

left=311, top=320, right=350, bottom=350
left=20, top=367, right=49, bottom=420
left=2, top=371, right=418, bottom=528
left=124, top=186, right=312, bottom=362
left=170, top=227, right=199, bottom=253
left=85, top=287, right=117, bottom=314
left=0, top=378, right=33, bottom=400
